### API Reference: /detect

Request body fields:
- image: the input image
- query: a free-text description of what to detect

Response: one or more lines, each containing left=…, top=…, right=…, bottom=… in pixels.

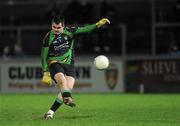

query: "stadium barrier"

left=0, top=57, right=124, bottom=93
left=1, top=56, right=180, bottom=93
left=125, top=56, right=180, bottom=93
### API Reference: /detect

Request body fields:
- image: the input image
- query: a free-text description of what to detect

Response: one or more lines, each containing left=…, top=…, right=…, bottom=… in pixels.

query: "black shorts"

left=49, top=62, right=76, bottom=80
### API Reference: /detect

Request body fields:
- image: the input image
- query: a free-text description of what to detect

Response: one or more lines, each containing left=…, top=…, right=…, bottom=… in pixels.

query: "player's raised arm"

left=73, top=18, right=110, bottom=35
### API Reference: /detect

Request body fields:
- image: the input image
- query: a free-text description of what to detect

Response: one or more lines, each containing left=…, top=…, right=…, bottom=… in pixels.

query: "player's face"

left=51, top=22, right=64, bottom=35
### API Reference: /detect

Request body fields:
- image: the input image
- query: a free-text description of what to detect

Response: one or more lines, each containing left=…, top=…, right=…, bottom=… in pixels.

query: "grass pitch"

left=0, top=93, right=180, bottom=126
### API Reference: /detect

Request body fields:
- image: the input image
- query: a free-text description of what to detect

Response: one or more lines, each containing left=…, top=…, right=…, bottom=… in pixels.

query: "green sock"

left=50, top=98, right=63, bottom=112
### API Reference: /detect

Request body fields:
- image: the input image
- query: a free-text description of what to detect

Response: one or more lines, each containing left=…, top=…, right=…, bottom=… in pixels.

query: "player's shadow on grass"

left=32, top=113, right=93, bottom=120
left=60, top=115, right=93, bottom=120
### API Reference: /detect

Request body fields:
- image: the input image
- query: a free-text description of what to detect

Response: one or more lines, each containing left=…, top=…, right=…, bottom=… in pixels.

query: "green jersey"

left=41, top=24, right=97, bottom=72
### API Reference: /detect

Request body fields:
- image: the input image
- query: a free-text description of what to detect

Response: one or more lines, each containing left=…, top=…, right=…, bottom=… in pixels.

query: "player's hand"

left=96, top=18, right=110, bottom=28
left=42, top=72, right=52, bottom=86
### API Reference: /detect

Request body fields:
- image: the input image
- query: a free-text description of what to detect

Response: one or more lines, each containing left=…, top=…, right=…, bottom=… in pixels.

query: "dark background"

left=0, top=0, right=180, bottom=57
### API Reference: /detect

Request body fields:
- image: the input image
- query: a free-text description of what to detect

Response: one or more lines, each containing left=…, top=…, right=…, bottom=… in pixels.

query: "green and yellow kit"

left=41, top=24, right=97, bottom=72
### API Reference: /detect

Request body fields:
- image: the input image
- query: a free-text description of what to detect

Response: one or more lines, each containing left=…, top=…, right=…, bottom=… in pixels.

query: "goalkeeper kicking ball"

left=94, top=55, right=109, bottom=70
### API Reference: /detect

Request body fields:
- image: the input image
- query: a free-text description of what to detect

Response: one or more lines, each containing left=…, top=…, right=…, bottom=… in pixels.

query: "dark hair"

left=51, top=15, right=64, bottom=25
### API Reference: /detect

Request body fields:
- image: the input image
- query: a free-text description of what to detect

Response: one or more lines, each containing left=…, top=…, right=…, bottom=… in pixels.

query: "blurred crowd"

left=1, top=0, right=121, bottom=59
left=0, top=0, right=180, bottom=58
